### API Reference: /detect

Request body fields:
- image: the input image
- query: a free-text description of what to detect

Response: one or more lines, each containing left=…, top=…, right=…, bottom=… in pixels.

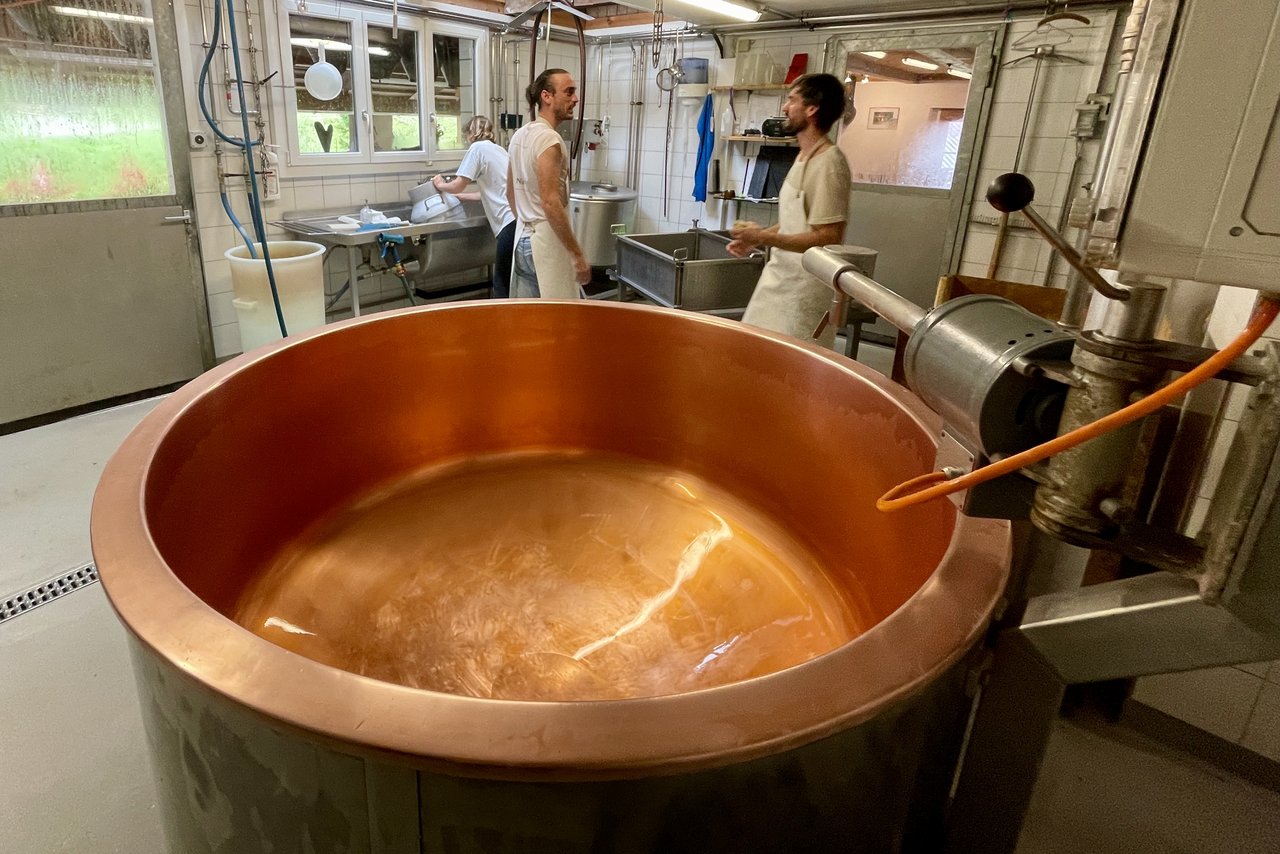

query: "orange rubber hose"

left=878, top=294, right=1280, bottom=512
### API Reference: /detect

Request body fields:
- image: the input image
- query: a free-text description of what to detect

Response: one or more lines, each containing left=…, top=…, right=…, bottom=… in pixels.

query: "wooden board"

left=934, top=274, right=1067, bottom=321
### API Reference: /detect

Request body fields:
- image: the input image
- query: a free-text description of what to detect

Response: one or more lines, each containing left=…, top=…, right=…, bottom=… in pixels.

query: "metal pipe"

left=693, top=1, right=1125, bottom=36
left=1060, top=0, right=1146, bottom=328
left=241, top=0, right=267, bottom=177
left=802, top=247, right=924, bottom=335
left=573, top=15, right=587, bottom=177
left=1096, top=279, right=1166, bottom=343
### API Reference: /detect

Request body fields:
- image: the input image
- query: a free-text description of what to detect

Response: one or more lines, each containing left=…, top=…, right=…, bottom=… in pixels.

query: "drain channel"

left=0, top=564, right=99, bottom=625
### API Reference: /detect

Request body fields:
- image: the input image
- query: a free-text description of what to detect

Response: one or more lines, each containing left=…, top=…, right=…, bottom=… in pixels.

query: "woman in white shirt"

left=432, top=117, right=517, bottom=298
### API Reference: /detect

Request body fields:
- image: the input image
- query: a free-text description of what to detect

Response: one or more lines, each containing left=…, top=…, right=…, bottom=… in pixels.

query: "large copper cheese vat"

left=91, top=301, right=1009, bottom=853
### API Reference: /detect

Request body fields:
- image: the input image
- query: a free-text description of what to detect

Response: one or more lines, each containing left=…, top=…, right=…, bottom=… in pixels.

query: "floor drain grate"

left=0, top=564, right=99, bottom=625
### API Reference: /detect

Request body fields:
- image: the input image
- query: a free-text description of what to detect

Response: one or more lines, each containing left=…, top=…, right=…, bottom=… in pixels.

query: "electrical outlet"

left=189, top=131, right=209, bottom=150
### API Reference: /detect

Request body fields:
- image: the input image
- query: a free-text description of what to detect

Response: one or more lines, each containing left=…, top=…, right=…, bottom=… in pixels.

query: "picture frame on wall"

left=868, top=107, right=899, bottom=129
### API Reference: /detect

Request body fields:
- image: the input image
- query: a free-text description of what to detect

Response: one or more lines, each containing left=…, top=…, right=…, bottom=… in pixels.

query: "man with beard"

left=506, top=69, right=590, bottom=299
left=728, top=73, right=851, bottom=347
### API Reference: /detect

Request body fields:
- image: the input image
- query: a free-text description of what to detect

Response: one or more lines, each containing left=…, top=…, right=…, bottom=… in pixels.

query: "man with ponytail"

left=506, top=69, right=589, bottom=298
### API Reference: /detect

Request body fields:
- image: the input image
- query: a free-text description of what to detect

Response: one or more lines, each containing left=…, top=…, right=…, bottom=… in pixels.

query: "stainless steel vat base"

left=132, top=635, right=978, bottom=854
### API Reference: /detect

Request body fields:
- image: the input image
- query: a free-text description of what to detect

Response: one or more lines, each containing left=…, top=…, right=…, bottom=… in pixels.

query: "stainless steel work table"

left=272, top=201, right=490, bottom=316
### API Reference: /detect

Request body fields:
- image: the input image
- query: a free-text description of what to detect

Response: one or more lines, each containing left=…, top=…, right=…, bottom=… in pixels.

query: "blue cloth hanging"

left=692, top=94, right=715, bottom=203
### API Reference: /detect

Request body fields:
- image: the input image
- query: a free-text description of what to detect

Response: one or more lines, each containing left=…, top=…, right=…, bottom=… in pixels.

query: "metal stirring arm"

left=801, top=248, right=925, bottom=335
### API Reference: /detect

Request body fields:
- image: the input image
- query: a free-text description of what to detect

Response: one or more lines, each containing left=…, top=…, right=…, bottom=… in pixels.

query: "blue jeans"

left=512, top=235, right=542, bottom=298
left=492, top=220, right=517, bottom=298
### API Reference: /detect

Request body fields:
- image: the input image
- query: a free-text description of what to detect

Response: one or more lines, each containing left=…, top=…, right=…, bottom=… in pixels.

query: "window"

left=289, top=16, right=357, bottom=155
left=836, top=47, right=974, bottom=190
left=430, top=33, right=478, bottom=153
left=368, top=23, right=422, bottom=154
left=275, top=1, right=485, bottom=172
left=0, top=0, right=174, bottom=204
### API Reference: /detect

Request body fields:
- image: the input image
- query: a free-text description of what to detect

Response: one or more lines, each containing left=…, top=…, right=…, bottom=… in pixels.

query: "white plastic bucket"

left=225, top=241, right=325, bottom=352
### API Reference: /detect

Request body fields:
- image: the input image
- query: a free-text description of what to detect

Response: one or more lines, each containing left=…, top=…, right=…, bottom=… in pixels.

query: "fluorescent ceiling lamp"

left=860, top=51, right=887, bottom=59
left=292, top=38, right=389, bottom=57
left=947, top=67, right=972, bottom=79
left=52, top=5, right=150, bottom=25
left=902, top=57, right=939, bottom=71
left=292, top=38, right=352, bottom=51
left=668, top=0, right=761, bottom=23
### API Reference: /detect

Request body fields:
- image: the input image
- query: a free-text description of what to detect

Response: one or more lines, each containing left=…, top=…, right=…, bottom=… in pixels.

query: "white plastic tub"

left=225, top=241, right=325, bottom=352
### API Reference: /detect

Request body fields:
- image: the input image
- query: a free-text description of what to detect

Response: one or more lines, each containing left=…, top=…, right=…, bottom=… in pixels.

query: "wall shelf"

left=711, top=193, right=779, bottom=205
left=713, top=84, right=788, bottom=92
left=724, top=134, right=798, bottom=145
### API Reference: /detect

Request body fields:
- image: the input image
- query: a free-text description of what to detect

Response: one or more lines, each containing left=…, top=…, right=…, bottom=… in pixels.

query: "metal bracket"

left=1070, top=92, right=1111, bottom=140
left=1074, top=331, right=1276, bottom=385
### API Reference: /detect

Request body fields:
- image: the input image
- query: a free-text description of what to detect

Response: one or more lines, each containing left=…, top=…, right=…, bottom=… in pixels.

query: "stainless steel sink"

left=272, top=200, right=496, bottom=288
left=272, top=200, right=491, bottom=249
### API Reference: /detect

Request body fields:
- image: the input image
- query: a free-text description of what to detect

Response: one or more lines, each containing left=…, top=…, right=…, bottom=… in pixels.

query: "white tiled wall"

left=957, top=10, right=1120, bottom=286
left=579, top=31, right=830, bottom=235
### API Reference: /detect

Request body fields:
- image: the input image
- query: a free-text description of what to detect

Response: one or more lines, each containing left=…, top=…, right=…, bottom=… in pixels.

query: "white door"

left=0, top=0, right=210, bottom=428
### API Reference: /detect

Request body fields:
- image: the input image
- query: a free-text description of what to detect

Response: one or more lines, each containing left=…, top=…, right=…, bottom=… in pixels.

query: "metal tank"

left=91, top=301, right=1009, bottom=853
left=569, top=181, right=638, bottom=267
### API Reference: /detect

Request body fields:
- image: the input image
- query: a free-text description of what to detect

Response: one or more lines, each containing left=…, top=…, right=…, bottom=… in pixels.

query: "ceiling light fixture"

left=902, top=57, right=939, bottom=71
left=947, top=67, right=972, bottom=79
left=52, top=5, right=151, bottom=25
left=292, top=38, right=352, bottom=52
left=860, top=51, right=887, bottom=59
left=667, top=0, right=761, bottom=23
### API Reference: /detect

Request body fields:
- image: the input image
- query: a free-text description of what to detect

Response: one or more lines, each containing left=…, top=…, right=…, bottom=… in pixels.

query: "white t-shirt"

left=508, top=117, right=568, bottom=227
left=455, top=139, right=514, bottom=235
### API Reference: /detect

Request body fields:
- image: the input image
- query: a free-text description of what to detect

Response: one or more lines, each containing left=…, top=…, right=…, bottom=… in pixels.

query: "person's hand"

left=431, top=175, right=443, bottom=190
left=730, top=220, right=765, bottom=246
left=726, top=239, right=754, bottom=258
left=573, top=253, right=591, bottom=285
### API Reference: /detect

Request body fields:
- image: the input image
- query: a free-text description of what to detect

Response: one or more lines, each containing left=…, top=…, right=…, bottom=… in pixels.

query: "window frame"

left=270, top=0, right=488, bottom=177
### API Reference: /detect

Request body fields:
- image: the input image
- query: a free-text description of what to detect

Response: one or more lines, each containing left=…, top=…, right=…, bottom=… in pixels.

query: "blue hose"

left=220, top=191, right=256, bottom=258
left=217, top=0, right=288, bottom=338
left=197, top=0, right=257, bottom=150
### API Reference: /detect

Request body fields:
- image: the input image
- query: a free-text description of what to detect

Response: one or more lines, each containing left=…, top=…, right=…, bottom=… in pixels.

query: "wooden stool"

left=842, top=303, right=880, bottom=359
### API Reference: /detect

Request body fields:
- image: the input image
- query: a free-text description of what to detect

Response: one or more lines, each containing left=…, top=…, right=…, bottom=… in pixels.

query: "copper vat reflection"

left=92, top=301, right=1009, bottom=852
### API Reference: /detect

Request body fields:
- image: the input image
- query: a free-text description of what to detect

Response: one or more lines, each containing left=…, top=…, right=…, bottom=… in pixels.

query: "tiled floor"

left=4, top=349, right=1280, bottom=853
left=2, top=398, right=167, bottom=854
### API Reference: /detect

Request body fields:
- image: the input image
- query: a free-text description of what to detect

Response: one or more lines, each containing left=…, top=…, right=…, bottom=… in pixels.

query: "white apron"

left=740, top=163, right=838, bottom=349
left=517, top=220, right=581, bottom=300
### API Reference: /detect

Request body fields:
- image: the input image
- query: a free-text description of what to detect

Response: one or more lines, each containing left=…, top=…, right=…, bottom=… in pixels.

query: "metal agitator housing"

left=92, top=301, right=1009, bottom=852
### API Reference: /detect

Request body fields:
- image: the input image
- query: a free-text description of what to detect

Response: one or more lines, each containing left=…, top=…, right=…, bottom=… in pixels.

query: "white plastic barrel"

left=225, top=241, right=326, bottom=352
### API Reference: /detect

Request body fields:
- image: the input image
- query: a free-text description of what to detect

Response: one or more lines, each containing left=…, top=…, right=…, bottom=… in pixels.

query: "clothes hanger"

left=1006, top=2, right=1090, bottom=63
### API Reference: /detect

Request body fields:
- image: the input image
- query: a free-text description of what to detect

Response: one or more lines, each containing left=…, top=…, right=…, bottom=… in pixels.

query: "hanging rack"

left=1003, top=2, right=1090, bottom=66
left=988, top=2, right=1091, bottom=276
